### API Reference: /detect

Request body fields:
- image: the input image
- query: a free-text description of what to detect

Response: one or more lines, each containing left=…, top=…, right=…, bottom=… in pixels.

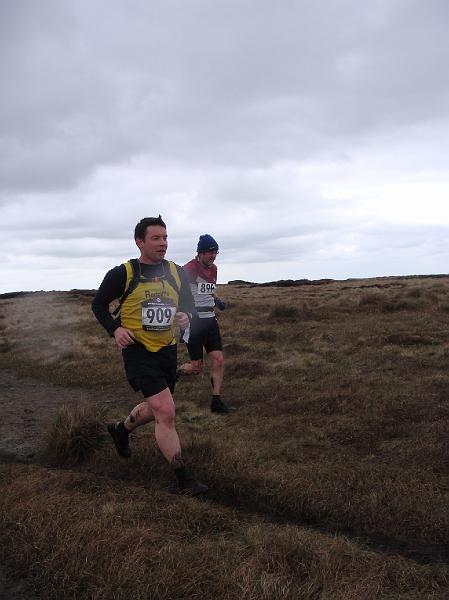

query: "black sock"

left=174, top=465, right=193, bottom=483
left=211, top=395, right=221, bottom=406
left=117, top=421, right=129, bottom=436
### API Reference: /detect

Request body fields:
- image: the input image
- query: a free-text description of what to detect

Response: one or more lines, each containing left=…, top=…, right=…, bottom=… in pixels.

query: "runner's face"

left=198, top=250, right=218, bottom=268
left=136, top=225, right=168, bottom=264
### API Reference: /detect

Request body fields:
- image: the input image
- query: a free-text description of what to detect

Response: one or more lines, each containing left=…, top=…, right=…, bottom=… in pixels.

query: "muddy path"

left=0, top=368, right=100, bottom=463
left=0, top=368, right=101, bottom=600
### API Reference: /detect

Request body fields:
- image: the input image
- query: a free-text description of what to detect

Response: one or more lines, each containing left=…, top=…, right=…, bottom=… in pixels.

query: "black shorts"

left=186, top=316, right=222, bottom=361
left=122, top=343, right=177, bottom=397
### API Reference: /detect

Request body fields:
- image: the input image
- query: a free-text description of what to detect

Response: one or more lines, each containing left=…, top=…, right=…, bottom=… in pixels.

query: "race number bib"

left=141, top=299, right=176, bottom=331
left=197, top=282, right=216, bottom=295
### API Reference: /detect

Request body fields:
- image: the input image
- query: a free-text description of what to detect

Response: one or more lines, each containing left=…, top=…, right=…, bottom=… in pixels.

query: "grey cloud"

left=2, top=0, right=448, bottom=193
left=0, top=0, right=448, bottom=291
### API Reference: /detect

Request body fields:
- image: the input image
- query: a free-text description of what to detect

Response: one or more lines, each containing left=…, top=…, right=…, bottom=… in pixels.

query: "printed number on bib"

left=197, top=282, right=216, bottom=295
left=141, top=300, right=176, bottom=331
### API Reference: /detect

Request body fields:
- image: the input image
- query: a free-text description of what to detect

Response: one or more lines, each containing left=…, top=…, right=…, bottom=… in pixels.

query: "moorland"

left=0, top=275, right=448, bottom=599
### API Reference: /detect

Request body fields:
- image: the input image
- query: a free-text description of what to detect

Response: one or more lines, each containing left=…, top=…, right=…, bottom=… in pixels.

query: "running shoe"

left=107, top=422, right=131, bottom=459
left=210, top=399, right=237, bottom=414
left=170, top=477, right=209, bottom=496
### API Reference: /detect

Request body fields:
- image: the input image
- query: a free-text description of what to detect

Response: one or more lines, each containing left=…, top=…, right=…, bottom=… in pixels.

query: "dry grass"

left=1, top=276, right=449, bottom=598
left=43, top=402, right=107, bottom=466
left=1, top=463, right=448, bottom=600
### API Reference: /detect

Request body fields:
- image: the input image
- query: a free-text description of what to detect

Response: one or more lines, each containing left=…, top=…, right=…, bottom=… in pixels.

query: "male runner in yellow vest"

left=92, top=216, right=207, bottom=496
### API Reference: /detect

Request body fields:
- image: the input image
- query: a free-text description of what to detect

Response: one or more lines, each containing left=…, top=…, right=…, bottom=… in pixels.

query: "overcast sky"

left=1, top=0, right=448, bottom=293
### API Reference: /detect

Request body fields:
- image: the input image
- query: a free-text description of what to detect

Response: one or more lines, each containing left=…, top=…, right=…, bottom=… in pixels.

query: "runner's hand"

left=215, top=298, right=226, bottom=311
left=175, top=312, right=190, bottom=329
left=113, top=327, right=136, bottom=349
left=191, top=359, right=203, bottom=374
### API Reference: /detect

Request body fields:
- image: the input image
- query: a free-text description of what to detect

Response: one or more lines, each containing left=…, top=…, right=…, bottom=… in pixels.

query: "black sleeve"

left=91, top=265, right=127, bottom=336
left=176, top=264, right=196, bottom=317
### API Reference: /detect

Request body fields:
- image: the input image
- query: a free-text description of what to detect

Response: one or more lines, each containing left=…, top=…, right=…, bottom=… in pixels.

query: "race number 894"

left=198, top=282, right=216, bottom=294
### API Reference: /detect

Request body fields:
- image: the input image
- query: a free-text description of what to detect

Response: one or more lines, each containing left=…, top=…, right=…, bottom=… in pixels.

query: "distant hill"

left=2, top=275, right=448, bottom=298
left=0, top=289, right=96, bottom=299
left=227, top=278, right=333, bottom=287
left=227, top=274, right=449, bottom=287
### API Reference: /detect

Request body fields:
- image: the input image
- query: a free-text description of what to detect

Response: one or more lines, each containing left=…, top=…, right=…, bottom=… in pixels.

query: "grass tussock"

left=269, top=303, right=314, bottom=321
left=43, top=402, right=107, bottom=466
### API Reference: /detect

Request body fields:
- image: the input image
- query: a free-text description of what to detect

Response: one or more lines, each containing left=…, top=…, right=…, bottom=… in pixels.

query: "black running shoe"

left=169, top=477, right=209, bottom=496
left=210, top=399, right=237, bottom=414
left=107, top=422, right=131, bottom=459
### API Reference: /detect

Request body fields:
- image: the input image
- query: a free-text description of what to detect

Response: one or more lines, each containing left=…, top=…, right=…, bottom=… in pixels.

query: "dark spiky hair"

left=134, top=215, right=166, bottom=240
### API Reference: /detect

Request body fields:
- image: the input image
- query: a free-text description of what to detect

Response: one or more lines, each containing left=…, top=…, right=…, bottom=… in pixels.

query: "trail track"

left=0, top=368, right=97, bottom=463
left=0, top=368, right=97, bottom=600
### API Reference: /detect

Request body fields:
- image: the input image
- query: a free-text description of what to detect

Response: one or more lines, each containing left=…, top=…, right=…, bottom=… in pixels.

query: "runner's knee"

left=148, top=393, right=175, bottom=425
left=210, top=353, right=224, bottom=369
left=154, top=403, right=175, bottom=427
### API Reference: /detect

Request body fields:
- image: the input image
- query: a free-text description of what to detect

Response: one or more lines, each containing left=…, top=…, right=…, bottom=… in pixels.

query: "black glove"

left=215, top=298, right=226, bottom=311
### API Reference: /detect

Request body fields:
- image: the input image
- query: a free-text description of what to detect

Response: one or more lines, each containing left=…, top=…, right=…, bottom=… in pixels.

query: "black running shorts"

left=122, top=343, right=177, bottom=397
left=186, top=316, right=222, bottom=361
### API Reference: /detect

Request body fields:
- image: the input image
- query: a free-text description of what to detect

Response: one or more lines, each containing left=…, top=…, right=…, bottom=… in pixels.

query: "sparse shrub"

left=269, top=305, right=299, bottom=320
left=222, top=341, right=247, bottom=355
left=44, top=403, right=107, bottom=465
left=406, top=287, right=423, bottom=298
left=384, top=334, right=437, bottom=346
left=0, top=341, right=13, bottom=353
left=381, top=298, right=416, bottom=312
left=358, top=292, right=384, bottom=308
left=226, top=359, right=266, bottom=377
left=269, top=303, right=314, bottom=320
left=359, top=291, right=420, bottom=312
left=255, top=329, right=276, bottom=342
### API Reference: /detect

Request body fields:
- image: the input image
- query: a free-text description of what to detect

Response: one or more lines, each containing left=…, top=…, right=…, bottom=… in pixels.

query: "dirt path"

left=0, top=368, right=98, bottom=462
left=0, top=368, right=80, bottom=599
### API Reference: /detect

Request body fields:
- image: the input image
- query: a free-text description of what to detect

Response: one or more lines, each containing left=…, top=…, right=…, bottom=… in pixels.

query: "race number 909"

left=146, top=307, right=174, bottom=325
left=141, top=302, right=176, bottom=330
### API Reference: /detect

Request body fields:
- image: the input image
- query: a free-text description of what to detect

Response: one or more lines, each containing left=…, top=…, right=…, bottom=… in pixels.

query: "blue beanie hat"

left=197, top=234, right=219, bottom=253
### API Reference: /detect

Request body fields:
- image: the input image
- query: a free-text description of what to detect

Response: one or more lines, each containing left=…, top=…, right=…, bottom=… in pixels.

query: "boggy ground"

left=0, top=368, right=89, bottom=462
left=0, top=366, right=108, bottom=600
left=1, top=280, right=449, bottom=599
left=0, top=292, right=119, bottom=599
left=0, top=369, right=60, bottom=599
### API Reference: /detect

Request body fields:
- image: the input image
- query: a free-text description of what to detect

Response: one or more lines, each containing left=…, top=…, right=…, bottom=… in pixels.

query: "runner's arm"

left=91, top=265, right=127, bottom=336
left=176, top=265, right=196, bottom=319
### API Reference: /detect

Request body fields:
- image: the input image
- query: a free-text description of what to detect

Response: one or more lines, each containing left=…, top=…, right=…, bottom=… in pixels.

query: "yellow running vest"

left=120, top=260, right=181, bottom=352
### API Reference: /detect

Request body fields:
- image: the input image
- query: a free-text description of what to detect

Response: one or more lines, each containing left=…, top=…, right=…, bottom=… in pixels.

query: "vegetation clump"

left=43, top=403, right=106, bottom=466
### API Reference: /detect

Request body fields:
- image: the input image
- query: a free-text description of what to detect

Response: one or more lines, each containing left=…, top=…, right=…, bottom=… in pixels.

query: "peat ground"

left=1, top=278, right=449, bottom=598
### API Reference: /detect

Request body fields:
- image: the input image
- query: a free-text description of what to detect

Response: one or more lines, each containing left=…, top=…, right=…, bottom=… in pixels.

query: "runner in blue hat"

left=177, top=234, right=236, bottom=414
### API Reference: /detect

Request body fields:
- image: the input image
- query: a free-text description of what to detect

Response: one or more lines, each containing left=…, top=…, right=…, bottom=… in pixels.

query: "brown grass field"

left=0, top=275, right=449, bottom=599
